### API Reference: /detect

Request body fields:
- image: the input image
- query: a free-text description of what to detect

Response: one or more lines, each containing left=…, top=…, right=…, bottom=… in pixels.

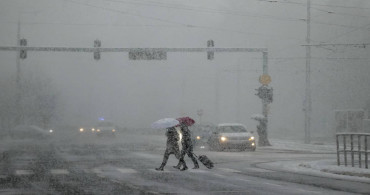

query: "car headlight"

left=252, top=142, right=255, bottom=146
left=49, top=129, right=53, bottom=133
left=112, top=129, right=116, bottom=132
left=97, top=129, right=101, bottom=132
left=249, top=136, right=255, bottom=141
left=220, top=136, right=227, bottom=142
left=196, top=136, right=201, bottom=140
left=80, top=128, right=84, bottom=132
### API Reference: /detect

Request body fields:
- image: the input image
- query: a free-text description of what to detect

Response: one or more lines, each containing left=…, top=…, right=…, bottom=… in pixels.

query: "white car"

left=208, top=123, right=256, bottom=151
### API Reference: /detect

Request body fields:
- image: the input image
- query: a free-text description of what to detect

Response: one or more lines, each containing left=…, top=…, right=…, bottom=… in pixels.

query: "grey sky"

left=0, top=0, right=369, bottom=139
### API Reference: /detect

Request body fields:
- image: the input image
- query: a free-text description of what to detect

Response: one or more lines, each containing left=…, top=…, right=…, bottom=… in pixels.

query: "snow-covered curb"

left=265, top=139, right=336, bottom=153
left=257, top=159, right=370, bottom=184
left=301, top=160, right=370, bottom=178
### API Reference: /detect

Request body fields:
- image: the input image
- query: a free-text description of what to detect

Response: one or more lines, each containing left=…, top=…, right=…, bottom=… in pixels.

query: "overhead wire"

left=59, top=0, right=307, bottom=40
left=263, top=0, right=370, bottom=10
left=92, top=0, right=302, bottom=23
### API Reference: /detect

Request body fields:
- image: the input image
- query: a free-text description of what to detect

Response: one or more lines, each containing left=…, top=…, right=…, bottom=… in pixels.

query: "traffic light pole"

left=15, top=19, right=21, bottom=126
left=0, top=43, right=269, bottom=134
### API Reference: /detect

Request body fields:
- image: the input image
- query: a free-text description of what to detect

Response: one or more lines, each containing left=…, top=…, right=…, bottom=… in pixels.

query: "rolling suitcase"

left=194, top=153, right=214, bottom=169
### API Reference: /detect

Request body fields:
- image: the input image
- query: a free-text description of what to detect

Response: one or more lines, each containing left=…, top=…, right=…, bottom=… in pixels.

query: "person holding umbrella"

left=174, top=117, right=199, bottom=171
left=152, top=118, right=182, bottom=171
left=155, top=126, right=181, bottom=171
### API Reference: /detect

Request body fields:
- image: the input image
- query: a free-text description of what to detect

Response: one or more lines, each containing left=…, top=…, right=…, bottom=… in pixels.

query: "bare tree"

left=0, top=72, right=57, bottom=133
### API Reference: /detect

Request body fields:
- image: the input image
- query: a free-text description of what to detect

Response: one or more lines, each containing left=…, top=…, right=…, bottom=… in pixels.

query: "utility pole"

left=304, top=0, right=312, bottom=144
left=236, top=63, right=241, bottom=123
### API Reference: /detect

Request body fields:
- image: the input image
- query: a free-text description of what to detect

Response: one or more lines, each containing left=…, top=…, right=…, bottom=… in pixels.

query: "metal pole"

left=365, top=135, right=368, bottom=169
left=351, top=134, right=354, bottom=167
left=214, top=63, right=220, bottom=124
left=359, top=135, right=362, bottom=168
left=236, top=62, right=241, bottom=123
left=344, top=135, right=347, bottom=166
left=304, top=0, right=312, bottom=144
left=15, top=18, right=21, bottom=126
left=336, top=134, right=340, bottom=166
left=262, top=52, right=268, bottom=126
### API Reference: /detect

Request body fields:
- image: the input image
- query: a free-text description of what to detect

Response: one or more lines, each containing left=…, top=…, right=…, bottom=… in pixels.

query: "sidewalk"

left=257, top=138, right=370, bottom=183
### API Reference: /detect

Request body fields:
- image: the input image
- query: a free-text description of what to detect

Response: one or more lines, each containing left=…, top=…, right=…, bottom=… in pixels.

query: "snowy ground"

left=1, top=130, right=370, bottom=194
left=259, top=138, right=370, bottom=183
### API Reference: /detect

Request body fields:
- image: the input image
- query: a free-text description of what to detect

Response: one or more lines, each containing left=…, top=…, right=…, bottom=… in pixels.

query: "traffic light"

left=255, top=85, right=273, bottom=104
left=20, top=38, right=27, bottom=59
left=94, top=39, right=101, bottom=60
left=207, top=40, right=214, bottom=60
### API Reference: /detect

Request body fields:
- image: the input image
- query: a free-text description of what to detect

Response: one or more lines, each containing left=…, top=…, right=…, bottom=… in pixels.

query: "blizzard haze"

left=0, top=0, right=369, bottom=140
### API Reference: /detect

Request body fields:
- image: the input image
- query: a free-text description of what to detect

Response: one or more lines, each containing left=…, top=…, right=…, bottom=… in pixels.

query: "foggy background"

left=0, top=0, right=369, bottom=140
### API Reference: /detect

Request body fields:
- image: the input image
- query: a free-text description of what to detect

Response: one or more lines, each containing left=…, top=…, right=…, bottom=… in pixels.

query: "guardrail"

left=336, top=133, right=370, bottom=169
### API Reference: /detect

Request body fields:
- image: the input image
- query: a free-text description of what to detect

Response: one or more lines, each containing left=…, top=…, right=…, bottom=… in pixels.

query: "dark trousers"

left=159, top=147, right=180, bottom=168
left=178, top=141, right=198, bottom=168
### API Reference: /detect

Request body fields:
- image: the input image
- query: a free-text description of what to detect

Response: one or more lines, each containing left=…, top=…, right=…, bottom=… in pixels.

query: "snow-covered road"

left=0, top=131, right=369, bottom=194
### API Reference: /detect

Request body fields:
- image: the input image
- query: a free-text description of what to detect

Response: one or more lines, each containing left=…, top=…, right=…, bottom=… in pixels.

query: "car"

left=190, top=124, right=215, bottom=147
left=10, top=125, right=53, bottom=140
left=94, top=121, right=117, bottom=137
left=207, top=123, right=256, bottom=151
left=78, top=126, right=95, bottom=134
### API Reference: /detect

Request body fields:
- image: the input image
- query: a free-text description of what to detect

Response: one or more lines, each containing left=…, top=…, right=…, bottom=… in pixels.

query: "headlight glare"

left=249, top=136, right=255, bottom=141
left=220, top=136, right=227, bottom=142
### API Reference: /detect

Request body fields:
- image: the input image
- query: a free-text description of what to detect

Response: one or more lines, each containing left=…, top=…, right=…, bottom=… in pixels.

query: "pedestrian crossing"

left=12, top=166, right=274, bottom=177
left=50, top=169, right=70, bottom=175
left=14, top=169, right=69, bottom=176
left=15, top=170, right=34, bottom=175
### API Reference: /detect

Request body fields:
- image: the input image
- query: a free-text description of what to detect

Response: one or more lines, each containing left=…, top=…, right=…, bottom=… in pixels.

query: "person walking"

left=174, top=123, right=199, bottom=171
left=155, top=127, right=181, bottom=171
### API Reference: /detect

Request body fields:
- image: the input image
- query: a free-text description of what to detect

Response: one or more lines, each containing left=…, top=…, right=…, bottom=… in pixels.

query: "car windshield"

left=218, top=126, right=247, bottom=133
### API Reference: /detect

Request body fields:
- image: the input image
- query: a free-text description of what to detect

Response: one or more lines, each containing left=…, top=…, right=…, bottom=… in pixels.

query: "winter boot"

left=155, top=167, right=164, bottom=171
left=180, top=166, right=188, bottom=171
left=155, top=165, right=164, bottom=171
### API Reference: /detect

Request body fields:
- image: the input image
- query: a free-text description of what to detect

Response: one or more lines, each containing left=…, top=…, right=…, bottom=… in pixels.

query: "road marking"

left=218, top=168, right=241, bottom=173
left=298, top=189, right=322, bottom=194
left=148, top=169, right=173, bottom=173
left=50, top=169, right=69, bottom=175
left=263, top=182, right=282, bottom=187
left=188, top=169, right=208, bottom=173
left=236, top=178, right=252, bottom=182
left=134, top=152, right=161, bottom=159
left=92, top=168, right=103, bottom=174
left=117, top=168, right=137, bottom=174
left=244, top=167, right=275, bottom=172
left=15, top=170, right=33, bottom=175
left=213, top=173, right=227, bottom=178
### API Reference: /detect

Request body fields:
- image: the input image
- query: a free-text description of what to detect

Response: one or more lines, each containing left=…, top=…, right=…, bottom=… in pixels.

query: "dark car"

left=208, top=123, right=256, bottom=151
left=94, top=121, right=118, bottom=137
left=190, top=124, right=215, bottom=147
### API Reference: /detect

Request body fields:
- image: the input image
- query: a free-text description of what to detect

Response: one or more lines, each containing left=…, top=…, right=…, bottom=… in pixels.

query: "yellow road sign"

left=259, top=74, right=271, bottom=85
